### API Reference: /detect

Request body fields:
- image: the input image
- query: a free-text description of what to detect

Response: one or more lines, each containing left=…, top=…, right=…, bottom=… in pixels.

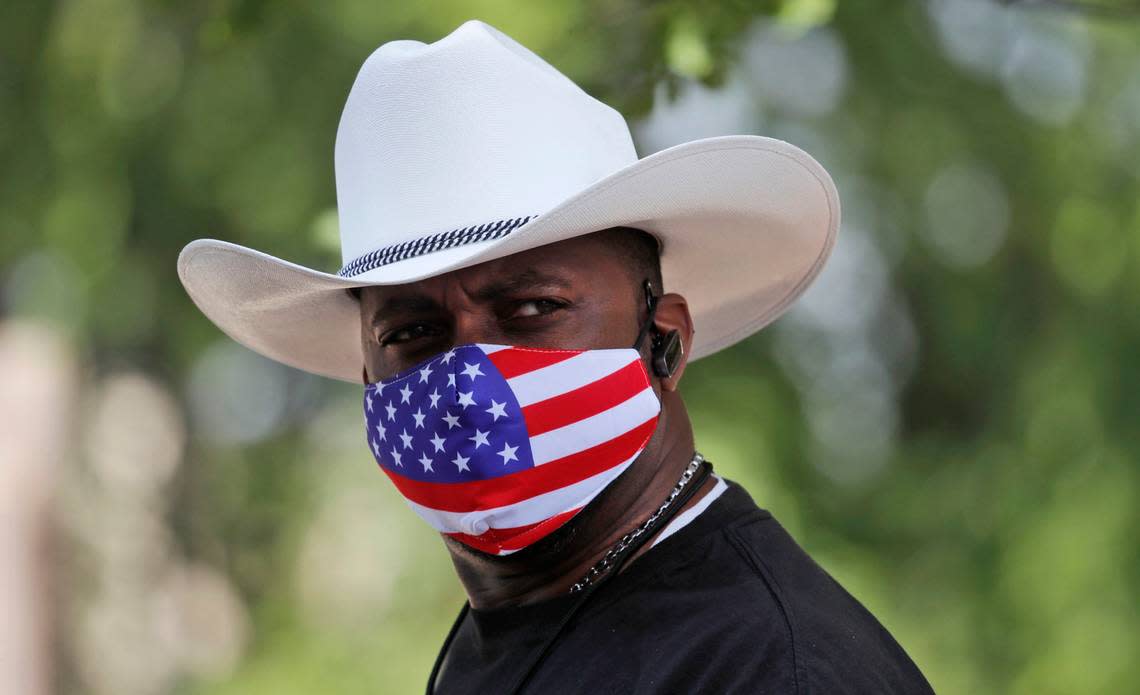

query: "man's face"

left=358, top=230, right=647, bottom=381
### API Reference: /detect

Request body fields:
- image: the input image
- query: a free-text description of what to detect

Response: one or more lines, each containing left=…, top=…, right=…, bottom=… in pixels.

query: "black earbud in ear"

left=638, top=275, right=679, bottom=375
left=634, top=279, right=683, bottom=379
left=650, top=329, right=683, bottom=378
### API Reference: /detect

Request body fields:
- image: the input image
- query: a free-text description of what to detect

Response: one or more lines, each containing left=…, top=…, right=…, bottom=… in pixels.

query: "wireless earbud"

left=651, top=329, right=683, bottom=378
left=634, top=280, right=683, bottom=379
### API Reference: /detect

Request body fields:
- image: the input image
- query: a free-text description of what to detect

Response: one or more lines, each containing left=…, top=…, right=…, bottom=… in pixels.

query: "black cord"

left=425, top=459, right=714, bottom=694
left=426, top=459, right=714, bottom=694
left=425, top=600, right=470, bottom=694
left=505, top=459, right=713, bottom=695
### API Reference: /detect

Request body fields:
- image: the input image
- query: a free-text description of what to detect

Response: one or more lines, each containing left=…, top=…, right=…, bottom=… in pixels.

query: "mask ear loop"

left=631, top=280, right=659, bottom=353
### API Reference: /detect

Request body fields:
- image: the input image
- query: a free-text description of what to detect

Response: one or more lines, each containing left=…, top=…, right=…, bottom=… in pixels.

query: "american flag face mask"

left=362, top=343, right=661, bottom=555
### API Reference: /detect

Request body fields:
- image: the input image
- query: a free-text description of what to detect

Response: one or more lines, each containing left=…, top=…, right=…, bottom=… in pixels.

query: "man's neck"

left=445, top=393, right=712, bottom=610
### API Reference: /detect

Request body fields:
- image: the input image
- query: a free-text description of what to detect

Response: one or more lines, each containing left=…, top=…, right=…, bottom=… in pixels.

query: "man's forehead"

left=361, top=232, right=631, bottom=313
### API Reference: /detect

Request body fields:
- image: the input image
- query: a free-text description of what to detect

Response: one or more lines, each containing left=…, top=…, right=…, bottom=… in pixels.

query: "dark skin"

left=358, top=229, right=714, bottom=610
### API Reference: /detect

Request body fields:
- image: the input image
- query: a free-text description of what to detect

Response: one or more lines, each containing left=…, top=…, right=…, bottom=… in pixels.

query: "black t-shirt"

left=431, top=479, right=934, bottom=694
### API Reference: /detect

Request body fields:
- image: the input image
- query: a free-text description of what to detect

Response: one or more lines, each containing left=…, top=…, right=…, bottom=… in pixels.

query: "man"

left=178, top=19, right=933, bottom=694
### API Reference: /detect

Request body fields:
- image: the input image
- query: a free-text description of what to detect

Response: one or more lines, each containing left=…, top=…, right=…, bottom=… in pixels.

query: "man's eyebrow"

left=370, top=294, right=440, bottom=324
left=471, top=269, right=574, bottom=301
left=369, top=269, right=574, bottom=324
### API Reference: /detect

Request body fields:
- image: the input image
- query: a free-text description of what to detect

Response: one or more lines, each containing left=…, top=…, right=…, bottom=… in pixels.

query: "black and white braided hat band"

left=336, top=214, right=539, bottom=278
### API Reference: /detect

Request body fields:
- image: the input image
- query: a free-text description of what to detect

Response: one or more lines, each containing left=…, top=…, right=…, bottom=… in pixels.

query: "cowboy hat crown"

left=335, top=20, right=638, bottom=277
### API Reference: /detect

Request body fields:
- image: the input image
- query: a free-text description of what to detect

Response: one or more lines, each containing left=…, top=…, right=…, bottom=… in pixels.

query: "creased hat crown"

left=334, top=20, right=638, bottom=271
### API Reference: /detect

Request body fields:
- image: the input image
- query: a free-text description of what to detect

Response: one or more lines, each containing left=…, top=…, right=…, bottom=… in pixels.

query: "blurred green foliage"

left=3, top=0, right=1139, bottom=693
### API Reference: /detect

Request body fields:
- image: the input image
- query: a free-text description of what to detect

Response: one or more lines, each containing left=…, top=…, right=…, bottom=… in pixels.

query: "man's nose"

left=437, top=276, right=507, bottom=346
left=448, top=307, right=502, bottom=347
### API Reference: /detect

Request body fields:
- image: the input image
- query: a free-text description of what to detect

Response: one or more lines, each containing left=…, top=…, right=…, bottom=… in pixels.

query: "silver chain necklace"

left=569, top=450, right=705, bottom=593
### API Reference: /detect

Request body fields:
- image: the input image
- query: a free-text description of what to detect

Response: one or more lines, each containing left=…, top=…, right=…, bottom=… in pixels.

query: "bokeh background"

left=3, top=0, right=1139, bottom=693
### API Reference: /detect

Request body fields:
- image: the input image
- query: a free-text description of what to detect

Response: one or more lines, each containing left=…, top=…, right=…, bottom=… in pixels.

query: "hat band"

left=336, top=214, right=539, bottom=278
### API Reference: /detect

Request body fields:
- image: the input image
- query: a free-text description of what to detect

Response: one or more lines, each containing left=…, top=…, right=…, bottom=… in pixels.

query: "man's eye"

left=508, top=299, right=566, bottom=319
left=380, top=323, right=438, bottom=346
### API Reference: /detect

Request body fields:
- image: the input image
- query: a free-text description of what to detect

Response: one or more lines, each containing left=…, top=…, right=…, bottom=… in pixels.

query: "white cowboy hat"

left=176, top=19, right=840, bottom=383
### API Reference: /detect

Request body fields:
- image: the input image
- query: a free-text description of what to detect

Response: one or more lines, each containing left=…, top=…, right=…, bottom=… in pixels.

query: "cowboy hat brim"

left=177, top=134, right=839, bottom=383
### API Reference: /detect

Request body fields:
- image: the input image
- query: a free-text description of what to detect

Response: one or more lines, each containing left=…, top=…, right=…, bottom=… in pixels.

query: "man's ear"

left=650, top=292, right=694, bottom=392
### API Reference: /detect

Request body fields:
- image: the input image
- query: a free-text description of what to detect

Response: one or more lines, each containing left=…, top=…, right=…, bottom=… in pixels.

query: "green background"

left=2, top=0, right=1138, bottom=693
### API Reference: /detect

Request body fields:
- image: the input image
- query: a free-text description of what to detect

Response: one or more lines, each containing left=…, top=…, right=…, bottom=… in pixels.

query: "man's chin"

left=443, top=481, right=623, bottom=565
left=444, top=503, right=590, bottom=563
left=442, top=454, right=648, bottom=565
